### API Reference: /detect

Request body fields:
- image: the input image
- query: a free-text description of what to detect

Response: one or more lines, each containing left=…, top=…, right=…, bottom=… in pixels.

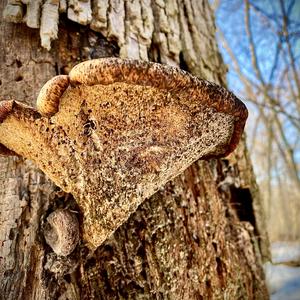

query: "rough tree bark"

left=0, top=0, right=269, bottom=299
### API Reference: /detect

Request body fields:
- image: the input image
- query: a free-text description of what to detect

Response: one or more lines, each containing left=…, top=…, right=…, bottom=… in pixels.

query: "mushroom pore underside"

left=0, top=58, right=247, bottom=248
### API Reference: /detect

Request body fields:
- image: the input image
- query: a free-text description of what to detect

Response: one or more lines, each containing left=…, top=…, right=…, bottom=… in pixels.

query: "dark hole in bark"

left=216, top=256, right=224, bottom=286
left=179, top=52, right=189, bottom=71
left=148, top=41, right=161, bottom=63
left=229, top=187, right=263, bottom=253
left=206, top=279, right=211, bottom=289
left=15, top=75, right=23, bottom=82
left=90, top=34, right=120, bottom=59
left=64, top=274, right=71, bottom=283
left=102, top=244, right=114, bottom=258
left=85, top=257, right=96, bottom=269
left=212, top=242, right=217, bottom=252
left=216, top=257, right=222, bottom=276
left=56, top=15, right=120, bottom=61
left=8, top=228, right=15, bottom=240
left=136, top=245, right=146, bottom=259
left=229, top=187, right=256, bottom=229
left=15, top=59, right=22, bottom=68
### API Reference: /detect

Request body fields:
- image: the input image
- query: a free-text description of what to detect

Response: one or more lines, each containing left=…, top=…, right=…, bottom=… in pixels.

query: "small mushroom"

left=44, top=209, right=79, bottom=256
left=0, top=58, right=248, bottom=248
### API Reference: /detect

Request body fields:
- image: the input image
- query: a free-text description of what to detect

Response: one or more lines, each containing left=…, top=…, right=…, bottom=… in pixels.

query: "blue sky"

left=215, top=0, right=300, bottom=182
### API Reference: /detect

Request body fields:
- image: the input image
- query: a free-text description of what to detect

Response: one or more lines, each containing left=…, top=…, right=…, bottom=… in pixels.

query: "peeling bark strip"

left=0, top=58, right=248, bottom=248
left=2, top=0, right=225, bottom=82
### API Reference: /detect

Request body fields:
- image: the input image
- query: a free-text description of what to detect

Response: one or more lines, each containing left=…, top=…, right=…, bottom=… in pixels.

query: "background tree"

left=0, top=0, right=268, bottom=298
left=216, top=0, right=300, bottom=241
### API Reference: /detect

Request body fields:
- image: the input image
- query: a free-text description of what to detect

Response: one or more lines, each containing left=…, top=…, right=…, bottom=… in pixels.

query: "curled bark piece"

left=24, top=0, right=43, bottom=29
left=40, top=0, right=59, bottom=50
left=0, top=58, right=248, bottom=248
left=36, top=75, right=69, bottom=116
left=59, top=0, right=67, bottom=13
left=67, top=0, right=92, bottom=26
left=44, top=209, right=79, bottom=257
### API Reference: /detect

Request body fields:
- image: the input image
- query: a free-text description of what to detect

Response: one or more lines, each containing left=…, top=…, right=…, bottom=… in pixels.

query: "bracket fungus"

left=0, top=58, right=248, bottom=249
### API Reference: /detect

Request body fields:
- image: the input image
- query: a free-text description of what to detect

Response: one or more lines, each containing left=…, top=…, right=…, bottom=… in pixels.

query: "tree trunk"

left=0, top=0, right=269, bottom=299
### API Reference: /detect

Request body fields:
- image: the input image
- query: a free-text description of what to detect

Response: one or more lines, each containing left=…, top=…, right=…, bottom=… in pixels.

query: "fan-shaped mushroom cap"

left=0, top=58, right=248, bottom=248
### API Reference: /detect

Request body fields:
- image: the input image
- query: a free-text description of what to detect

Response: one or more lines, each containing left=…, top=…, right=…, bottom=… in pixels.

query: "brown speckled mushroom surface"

left=0, top=58, right=248, bottom=248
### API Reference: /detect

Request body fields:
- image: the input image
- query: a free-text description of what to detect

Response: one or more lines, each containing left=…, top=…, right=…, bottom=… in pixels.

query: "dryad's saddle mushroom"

left=0, top=58, right=248, bottom=249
